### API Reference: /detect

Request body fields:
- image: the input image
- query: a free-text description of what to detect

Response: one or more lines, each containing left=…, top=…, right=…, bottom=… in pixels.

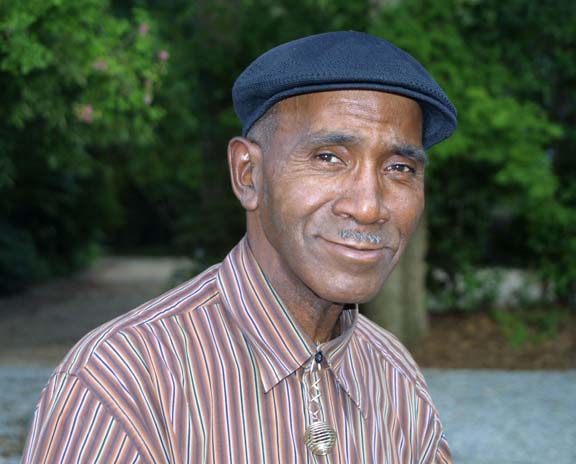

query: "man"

left=23, top=31, right=456, bottom=463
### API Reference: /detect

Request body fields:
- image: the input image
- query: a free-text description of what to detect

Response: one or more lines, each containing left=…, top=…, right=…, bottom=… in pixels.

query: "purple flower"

left=158, top=50, right=169, bottom=62
left=78, top=104, right=94, bottom=123
left=139, top=23, right=150, bottom=36
left=92, top=60, right=108, bottom=71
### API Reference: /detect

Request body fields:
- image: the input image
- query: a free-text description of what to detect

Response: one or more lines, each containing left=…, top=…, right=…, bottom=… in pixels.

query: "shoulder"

left=353, top=314, right=448, bottom=456
left=57, top=263, right=221, bottom=377
left=354, top=314, right=432, bottom=400
left=25, top=266, right=224, bottom=463
left=22, top=370, right=146, bottom=463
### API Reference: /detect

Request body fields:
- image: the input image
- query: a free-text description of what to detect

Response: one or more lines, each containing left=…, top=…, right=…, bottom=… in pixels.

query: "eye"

left=315, top=152, right=343, bottom=164
left=387, top=163, right=415, bottom=174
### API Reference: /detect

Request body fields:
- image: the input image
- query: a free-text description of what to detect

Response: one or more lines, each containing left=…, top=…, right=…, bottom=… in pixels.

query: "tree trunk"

left=362, top=217, right=428, bottom=348
left=364, top=0, right=428, bottom=349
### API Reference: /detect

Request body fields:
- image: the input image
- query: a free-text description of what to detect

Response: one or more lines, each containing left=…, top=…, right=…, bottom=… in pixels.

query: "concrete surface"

left=0, top=366, right=54, bottom=464
left=425, top=369, right=576, bottom=464
left=1, top=366, right=574, bottom=463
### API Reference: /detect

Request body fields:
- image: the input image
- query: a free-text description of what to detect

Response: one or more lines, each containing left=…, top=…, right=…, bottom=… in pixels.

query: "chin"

left=316, top=267, right=393, bottom=304
left=317, top=282, right=385, bottom=305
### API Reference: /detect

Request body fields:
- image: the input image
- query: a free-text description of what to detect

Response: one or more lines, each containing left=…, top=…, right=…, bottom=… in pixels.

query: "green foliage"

left=2, top=0, right=574, bottom=306
left=118, top=0, right=371, bottom=262
left=0, top=223, right=40, bottom=294
left=460, top=0, right=576, bottom=303
left=370, top=0, right=574, bottom=306
left=492, top=308, right=567, bottom=348
left=0, top=0, right=166, bottom=292
left=429, top=266, right=501, bottom=313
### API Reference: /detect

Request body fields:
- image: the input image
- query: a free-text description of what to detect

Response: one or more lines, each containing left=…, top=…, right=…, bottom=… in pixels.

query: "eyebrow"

left=393, top=144, right=428, bottom=165
left=297, top=132, right=361, bottom=149
left=295, top=131, right=427, bottom=165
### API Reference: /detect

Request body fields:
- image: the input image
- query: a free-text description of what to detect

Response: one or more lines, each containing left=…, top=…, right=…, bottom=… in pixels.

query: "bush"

left=0, top=0, right=166, bottom=294
left=370, top=0, right=573, bottom=307
left=0, top=223, right=40, bottom=295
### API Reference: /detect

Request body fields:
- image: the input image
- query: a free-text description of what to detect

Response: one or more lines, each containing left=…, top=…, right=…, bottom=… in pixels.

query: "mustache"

left=338, top=229, right=383, bottom=245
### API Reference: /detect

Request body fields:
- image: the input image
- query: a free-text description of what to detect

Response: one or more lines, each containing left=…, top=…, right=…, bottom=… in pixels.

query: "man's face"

left=250, top=89, right=424, bottom=305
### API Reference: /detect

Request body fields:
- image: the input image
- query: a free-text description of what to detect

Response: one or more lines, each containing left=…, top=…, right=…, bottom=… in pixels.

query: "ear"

left=227, top=136, right=262, bottom=211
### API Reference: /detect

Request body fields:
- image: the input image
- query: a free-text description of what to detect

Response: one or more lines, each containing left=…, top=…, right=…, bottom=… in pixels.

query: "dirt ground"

left=0, top=256, right=574, bottom=369
left=412, top=311, right=576, bottom=370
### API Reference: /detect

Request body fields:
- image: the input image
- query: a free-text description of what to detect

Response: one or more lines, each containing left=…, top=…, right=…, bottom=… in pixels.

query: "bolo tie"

left=303, top=350, right=337, bottom=456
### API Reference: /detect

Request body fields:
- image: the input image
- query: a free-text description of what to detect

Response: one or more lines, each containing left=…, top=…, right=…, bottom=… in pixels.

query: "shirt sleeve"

left=434, top=433, right=453, bottom=464
left=22, top=372, right=143, bottom=463
left=412, top=398, right=453, bottom=464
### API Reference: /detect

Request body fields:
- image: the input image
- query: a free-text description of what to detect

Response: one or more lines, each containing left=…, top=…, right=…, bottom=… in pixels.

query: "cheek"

left=390, top=188, right=425, bottom=234
left=259, top=176, right=303, bottom=245
left=267, top=176, right=331, bottom=227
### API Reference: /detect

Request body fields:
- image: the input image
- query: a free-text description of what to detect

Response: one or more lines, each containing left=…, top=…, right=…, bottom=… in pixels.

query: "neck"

left=264, top=262, right=344, bottom=344
left=290, top=297, right=344, bottom=345
left=246, top=236, right=344, bottom=345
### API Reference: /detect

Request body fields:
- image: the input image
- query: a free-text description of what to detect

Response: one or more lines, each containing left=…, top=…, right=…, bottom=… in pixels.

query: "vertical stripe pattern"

left=22, top=238, right=452, bottom=463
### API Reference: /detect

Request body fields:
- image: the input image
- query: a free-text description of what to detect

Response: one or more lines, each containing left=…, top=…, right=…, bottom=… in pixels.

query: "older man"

left=23, top=31, right=456, bottom=463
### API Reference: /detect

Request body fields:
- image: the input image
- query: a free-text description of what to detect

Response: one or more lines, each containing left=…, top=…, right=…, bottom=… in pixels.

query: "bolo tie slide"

left=303, top=351, right=337, bottom=456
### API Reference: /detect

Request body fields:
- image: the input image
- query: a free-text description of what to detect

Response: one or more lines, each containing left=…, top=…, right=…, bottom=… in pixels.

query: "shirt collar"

left=216, top=237, right=361, bottom=410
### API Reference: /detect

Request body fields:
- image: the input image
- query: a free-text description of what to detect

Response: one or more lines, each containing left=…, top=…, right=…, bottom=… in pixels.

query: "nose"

left=332, top=166, right=389, bottom=225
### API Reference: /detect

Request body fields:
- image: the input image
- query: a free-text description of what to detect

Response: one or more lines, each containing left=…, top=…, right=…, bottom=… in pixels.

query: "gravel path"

left=0, top=256, right=190, bottom=364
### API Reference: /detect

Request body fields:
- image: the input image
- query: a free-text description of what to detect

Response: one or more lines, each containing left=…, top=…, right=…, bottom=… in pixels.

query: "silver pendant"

left=304, top=421, right=337, bottom=456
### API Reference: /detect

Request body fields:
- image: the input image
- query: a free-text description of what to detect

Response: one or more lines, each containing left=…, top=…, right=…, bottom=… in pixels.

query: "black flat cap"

left=233, top=31, right=457, bottom=149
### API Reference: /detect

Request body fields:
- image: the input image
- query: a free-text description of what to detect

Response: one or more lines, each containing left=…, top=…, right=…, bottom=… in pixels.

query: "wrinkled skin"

left=228, top=90, right=424, bottom=343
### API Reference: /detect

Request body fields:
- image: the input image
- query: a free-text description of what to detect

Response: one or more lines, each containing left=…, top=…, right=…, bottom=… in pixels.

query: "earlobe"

left=227, top=137, right=262, bottom=211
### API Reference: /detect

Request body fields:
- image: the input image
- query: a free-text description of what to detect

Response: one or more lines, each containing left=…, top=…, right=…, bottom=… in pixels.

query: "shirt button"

left=314, top=351, right=323, bottom=363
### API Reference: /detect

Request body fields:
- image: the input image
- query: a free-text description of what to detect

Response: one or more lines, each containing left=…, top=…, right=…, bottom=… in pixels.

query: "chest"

left=144, top=355, right=415, bottom=464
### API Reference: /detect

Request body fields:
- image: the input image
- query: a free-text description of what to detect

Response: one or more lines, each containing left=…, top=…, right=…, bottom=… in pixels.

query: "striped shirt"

left=22, top=238, right=452, bottom=463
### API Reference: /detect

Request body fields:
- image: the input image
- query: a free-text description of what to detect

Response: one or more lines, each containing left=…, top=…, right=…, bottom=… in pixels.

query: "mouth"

left=320, top=237, right=393, bottom=263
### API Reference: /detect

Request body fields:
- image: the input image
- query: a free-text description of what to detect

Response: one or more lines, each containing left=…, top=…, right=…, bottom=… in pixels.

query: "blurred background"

left=0, top=0, right=575, bottom=462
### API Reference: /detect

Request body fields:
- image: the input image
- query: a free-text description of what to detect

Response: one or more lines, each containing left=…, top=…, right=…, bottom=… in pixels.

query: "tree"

left=369, top=0, right=567, bottom=308
left=118, top=0, right=372, bottom=262
left=460, top=0, right=576, bottom=302
left=0, top=0, right=166, bottom=293
left=364, top=219, right=428, bottom=347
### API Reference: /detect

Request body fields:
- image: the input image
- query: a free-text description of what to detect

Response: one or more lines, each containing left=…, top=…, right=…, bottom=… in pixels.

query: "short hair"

left=245, top=104, right=279, bottom=150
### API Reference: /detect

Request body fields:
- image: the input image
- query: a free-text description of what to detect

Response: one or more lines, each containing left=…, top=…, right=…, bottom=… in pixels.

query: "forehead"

left=272, top=89, right=423, bottom=144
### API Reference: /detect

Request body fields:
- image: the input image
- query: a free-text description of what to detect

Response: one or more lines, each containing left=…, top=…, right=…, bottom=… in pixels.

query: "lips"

left=320, top=237, right=393, bottom=264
